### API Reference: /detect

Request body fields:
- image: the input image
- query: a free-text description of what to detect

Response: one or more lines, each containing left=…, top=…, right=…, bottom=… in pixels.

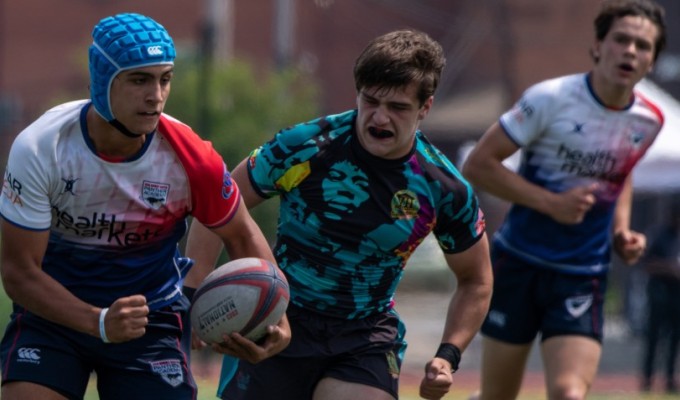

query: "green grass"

left=82, top=375, right=676, bottom=400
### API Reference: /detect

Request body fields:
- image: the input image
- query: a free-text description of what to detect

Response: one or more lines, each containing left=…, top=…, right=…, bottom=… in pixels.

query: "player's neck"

left=86, top=107, right=147, bottom=159
left=589, top=72, right=635, bottom=109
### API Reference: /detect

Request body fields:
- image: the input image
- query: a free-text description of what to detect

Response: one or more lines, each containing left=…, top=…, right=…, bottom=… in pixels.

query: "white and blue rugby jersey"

left=0, top=100, right=240, bottom=310
left=495, top=73, right=663, bottom=275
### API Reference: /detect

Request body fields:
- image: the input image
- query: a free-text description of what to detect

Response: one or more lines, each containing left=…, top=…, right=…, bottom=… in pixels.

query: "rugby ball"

left=189, top=257, right=289, bottom=343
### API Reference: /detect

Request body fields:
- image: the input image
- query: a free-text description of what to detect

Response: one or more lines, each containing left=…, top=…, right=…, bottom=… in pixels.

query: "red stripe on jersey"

left=636, top=91, right=665, bottom=126
left=157, top=115, right=240, bottom=228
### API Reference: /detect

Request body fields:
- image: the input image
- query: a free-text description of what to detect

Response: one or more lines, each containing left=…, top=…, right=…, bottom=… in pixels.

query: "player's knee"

left=547, top=384, right=588, bottom=400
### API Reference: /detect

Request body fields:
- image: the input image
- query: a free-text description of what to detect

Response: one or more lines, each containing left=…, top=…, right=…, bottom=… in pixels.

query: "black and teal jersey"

left=247, top=110, right=485, bottom=319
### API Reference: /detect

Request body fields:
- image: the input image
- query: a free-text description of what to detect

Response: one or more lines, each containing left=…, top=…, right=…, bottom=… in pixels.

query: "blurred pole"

left=493, top=0, right=516, bottom=106
left=0, top=0, right=4, bottom=94
left=212, top=0, right=234, bottom=64
left=197, top=0, right=233, bottom=137
left=274, top=0, right=295, bottom=70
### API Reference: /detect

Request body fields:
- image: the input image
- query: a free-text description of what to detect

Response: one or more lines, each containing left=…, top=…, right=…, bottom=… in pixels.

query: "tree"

left=164, top=58, right=321, bottom=248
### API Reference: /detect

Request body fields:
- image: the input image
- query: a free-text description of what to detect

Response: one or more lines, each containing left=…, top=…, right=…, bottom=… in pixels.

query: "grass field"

left=82, top=373, right=678, bottom=400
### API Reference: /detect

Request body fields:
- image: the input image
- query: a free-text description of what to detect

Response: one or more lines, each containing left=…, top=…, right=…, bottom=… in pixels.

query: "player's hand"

left=548, top=183, right=598, bottom=224
left=419, top=358, right=454, bottom=400
left=211, top=314, right=292, bottom=363
left=614, top=229, right=646, bottom=265
left=104, top=295, right=149, bottom=343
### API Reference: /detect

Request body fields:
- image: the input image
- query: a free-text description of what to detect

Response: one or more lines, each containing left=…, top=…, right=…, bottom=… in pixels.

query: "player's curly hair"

left=593, top=0, right=666, bottom=62
left=353, top=29, right=445, bottom=106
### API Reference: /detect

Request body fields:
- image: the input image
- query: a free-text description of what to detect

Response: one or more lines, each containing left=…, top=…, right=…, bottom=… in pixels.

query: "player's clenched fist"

left=547, top=183, right=598, bottom=224
left=100, top=295, right=149, bottom=343
left=419, top=359, right=453, bottom=400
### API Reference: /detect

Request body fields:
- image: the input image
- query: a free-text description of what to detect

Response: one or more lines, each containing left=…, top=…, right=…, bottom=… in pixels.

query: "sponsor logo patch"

left=147, top=46, right=164, bottom=56
left=236, top=370, right=251, bottom=391
left=61, top=177, right=80, bottom=195
left=17, top=347, right=41, bottom=364
left=2, top=171, right=24, bottom=207
left=141, top=180, right=170, bottom=209
left=487, top=310, right=506, bottom=327
left=150, top=359, right=183, bottom=387
left=390, top=190, right=419, bottom=219
left=386, top=351, right=400, bottom=379
left=565, top=294, right=593, bottom=318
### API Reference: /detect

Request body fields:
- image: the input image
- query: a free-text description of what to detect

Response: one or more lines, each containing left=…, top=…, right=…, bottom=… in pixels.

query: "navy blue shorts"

left=480, top=247, right=607, bottom=344
left=0, top=297, right=196, bottom=400
left=220, top=304, right=407, bottom=400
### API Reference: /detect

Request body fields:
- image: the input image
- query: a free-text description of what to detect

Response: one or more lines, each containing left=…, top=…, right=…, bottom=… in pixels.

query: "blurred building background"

left=2, top=0, right=679, bottom=158
left=1, top=0, right=680, bottom=340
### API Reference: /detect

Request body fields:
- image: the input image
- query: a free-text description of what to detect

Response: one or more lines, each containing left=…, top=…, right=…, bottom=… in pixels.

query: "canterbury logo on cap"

left=147, top=46, right=164, bottom=56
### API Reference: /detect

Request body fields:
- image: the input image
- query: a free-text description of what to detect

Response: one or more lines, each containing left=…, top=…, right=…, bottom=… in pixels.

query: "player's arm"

left=462, top=122, right=597, bottom=224
left=207, top=199, right=291, bottom=362
left=184, top=157, right=269, bottom=289
left=612, top=174, right=646, bottom=264
left=419, top=233, right=493, bottom=400
left=0, top=221, right=148, bottom=343
left=184, top=158, right=290, bottom=361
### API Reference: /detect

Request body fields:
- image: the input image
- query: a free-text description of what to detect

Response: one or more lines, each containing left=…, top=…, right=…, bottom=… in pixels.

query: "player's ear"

left=590, top=42, right=601, bottom=63
left=418, top=96, right=434, bottom=120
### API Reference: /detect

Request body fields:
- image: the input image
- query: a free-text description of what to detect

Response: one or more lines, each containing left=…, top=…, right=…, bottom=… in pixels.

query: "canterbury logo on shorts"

left=17, top=347, right=41, bottom=364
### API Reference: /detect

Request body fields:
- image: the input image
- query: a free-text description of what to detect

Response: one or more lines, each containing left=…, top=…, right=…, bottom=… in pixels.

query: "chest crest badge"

left=629, top=131, right=645, bottom=149
left=390, top=189, right=419, bottom=220
left=141, top=180, right=170, bottom=210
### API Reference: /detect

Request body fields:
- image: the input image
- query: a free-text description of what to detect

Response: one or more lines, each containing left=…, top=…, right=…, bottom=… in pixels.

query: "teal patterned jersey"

left=247, top=110, right=485, bottom=319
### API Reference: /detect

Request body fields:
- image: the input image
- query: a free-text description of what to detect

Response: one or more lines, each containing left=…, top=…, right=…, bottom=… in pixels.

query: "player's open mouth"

left=618, top=63, right=634, bottom=72
left=368, top=127, right=394, bottom=139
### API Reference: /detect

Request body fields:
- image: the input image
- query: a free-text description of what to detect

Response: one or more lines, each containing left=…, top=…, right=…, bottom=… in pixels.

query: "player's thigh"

left=1, top=381, right=70, bottom=400
left=221, top=356, right=329, bottom=399
left=541, top=335, right=601, bottom=400
left=479, top=336, right=533, bottom=400
left=96, top=363, right=196, bottom=400
left=481, top=249, right=543, bottom=343
left=97, top=304, right=196, bottom=400
left=0, top=312, right=92, bottom=399
left=313, top=377, right=395, bottom=400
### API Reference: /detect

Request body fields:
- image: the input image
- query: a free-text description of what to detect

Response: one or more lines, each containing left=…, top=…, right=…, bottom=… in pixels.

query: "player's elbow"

left=1, top=263, right=29, bottom=303
left=1, top=256, right=48, bottom=304
left=461, top=154, right=484, bottom=187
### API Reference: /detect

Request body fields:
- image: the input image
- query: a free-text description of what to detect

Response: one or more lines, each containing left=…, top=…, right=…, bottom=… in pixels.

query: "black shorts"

left=220, top=304, right=407, bottom=400
left=480, top=247, right=607, bottom=344
left=0, top=298, right=196, bottom=400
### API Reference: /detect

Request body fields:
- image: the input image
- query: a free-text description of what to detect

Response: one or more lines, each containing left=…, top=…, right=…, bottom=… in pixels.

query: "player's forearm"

left=223, top=231, right=275, bottom=265
left=184, top=219, right=225, bottom=288
left=2, top=265, right=100, bottom=337
left=612, top=175, right=633, bottom=233
left=438, top=279, right=493, bottom=352
left=464, top=157, right=556, bottom=216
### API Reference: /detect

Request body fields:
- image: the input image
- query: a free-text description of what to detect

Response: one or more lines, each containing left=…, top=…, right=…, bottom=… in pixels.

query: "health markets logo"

left=52, top=206, right=161, bottom=246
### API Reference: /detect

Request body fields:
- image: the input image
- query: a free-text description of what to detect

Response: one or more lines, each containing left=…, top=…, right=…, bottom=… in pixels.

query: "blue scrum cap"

left=88, top=13, right=176, bottom=121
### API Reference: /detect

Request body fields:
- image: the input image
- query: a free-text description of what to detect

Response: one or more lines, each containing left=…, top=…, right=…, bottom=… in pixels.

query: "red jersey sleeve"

left=157, top=115, right=240, bottom=228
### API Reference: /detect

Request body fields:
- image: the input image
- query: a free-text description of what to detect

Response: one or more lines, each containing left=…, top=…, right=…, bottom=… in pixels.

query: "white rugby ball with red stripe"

left=190, top=257, right=289, bottom=343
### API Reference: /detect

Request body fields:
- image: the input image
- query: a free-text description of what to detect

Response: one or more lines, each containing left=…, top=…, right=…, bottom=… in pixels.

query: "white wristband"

left=99, top=308, right=110, bottom=343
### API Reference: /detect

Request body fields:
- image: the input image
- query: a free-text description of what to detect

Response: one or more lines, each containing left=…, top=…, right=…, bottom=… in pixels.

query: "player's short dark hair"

left=353, top=29, right=445, bottom=106
left=594, top=0, right=666, bottom=61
